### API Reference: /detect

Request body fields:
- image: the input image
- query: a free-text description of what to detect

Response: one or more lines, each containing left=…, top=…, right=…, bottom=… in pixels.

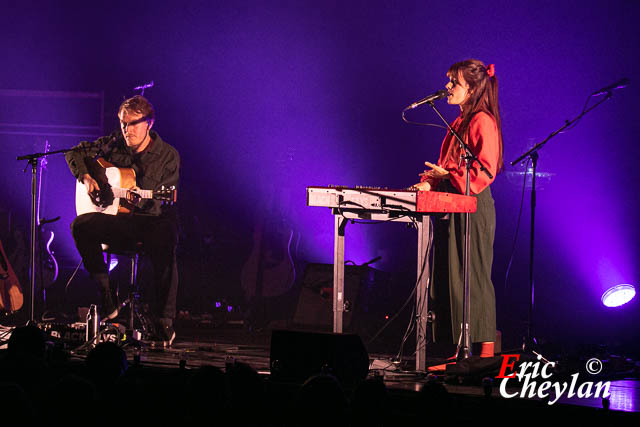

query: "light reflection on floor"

left=605, top=380, right=638, bottom=412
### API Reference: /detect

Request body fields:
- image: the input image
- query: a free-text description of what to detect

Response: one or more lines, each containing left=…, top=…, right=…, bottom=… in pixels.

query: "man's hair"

left=118, top=95, right=155, bottom=121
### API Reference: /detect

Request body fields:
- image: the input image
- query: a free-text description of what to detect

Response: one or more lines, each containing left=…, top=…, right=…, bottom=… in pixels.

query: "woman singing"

left=413, top=59, right=503, bottom=370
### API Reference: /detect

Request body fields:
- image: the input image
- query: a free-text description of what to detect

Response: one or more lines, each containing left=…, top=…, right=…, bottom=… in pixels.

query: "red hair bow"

left=487, top=63, right=495, bottom=78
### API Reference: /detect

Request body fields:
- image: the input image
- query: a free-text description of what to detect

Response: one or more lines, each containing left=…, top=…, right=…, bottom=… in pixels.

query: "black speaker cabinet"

left=270, top=329, right=369, bottom=386
left=292, top=263, right=393, bottom=335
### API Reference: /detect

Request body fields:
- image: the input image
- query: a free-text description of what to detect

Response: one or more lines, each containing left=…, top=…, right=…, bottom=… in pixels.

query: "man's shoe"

left=95, top=273, right=118, bottom=321
left=100, top=291, right=119, bottom=321
left=164, top=328, right=176, bottom=347
left=147, top=329, right=175, bottom=348
left=157, top=324, right=176, bottom=347
left=146, top=319, right=176, bottom=348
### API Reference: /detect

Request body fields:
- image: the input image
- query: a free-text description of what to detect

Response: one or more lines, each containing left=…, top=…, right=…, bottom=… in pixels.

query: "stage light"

left=601, top=284, right=636, bottom=307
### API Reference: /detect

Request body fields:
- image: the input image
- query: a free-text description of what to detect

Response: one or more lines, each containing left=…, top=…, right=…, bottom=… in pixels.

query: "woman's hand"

left=419, top=161, right=450, bottom=180
left=411, top=181, right=431, bottom=191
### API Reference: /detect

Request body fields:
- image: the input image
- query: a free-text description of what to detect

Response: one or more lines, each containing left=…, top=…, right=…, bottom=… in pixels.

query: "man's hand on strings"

left=82, top=174, right=100, bottom=194
left=127, top=185, right=142, bottom=204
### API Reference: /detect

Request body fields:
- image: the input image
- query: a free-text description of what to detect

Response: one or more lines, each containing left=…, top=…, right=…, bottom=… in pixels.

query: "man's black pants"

left=71, top=212, right=179, bottom=321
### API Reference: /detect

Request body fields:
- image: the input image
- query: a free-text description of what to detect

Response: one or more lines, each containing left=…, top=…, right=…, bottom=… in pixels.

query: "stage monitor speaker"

left=269, top=329, right=369, bottom=386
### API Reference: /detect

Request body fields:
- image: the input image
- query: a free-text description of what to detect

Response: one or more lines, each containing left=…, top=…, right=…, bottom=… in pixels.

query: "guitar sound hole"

left=91, top=186, right=115, bottom=208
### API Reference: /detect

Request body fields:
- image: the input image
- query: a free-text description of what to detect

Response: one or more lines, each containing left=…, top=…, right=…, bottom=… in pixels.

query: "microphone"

left=362, top=256, right=382, bottom=267
left=134, top=81, right=154, bottom=91
left=134, top=81, right=154, bottom=96
left=405, top=89, right=449, bottom=110
left=593, top=78, right=629, bottom=96
left=93, top=130, right=119, bottom=159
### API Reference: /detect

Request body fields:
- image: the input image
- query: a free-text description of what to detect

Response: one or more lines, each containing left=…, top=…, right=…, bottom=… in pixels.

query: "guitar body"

left=0, top=238, right=23, bottom=313
left=75, top=158, right=176, bottom=217
left=241, top=219, right=296, bottom=299
left=76, top=158, right=137, bottom=216
left=37, top=226, right=59, bottom=289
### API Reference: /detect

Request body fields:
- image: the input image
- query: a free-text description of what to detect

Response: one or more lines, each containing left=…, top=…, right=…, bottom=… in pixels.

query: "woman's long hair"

left=448, top=59, right=504, bottom=172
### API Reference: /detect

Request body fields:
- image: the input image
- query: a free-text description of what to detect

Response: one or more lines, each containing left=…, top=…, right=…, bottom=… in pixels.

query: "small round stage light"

left=601, top=284, right=636, bottom=307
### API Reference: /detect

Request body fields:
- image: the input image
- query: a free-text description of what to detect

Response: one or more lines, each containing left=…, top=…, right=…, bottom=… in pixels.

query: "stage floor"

left=61, top=322, right=640, bottom=416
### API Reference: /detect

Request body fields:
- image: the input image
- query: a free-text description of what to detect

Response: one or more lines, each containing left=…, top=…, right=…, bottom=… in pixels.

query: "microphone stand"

left=427, top=102, right=493, bottom=360
left=511, top=90, right=615, bottom=354
left=17, top=147, right=76, bottom=323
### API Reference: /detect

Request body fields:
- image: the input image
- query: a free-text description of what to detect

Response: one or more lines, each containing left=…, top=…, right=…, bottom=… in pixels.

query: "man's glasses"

left=120, top=115, right=151, bottom=130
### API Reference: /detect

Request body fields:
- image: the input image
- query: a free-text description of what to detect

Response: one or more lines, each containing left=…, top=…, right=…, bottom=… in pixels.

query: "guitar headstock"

left=154, top=185, right=177, bottom=204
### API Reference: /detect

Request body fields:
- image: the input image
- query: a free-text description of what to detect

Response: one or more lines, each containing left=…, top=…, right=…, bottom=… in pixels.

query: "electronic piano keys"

left=306, top=186, right=477, bottom=214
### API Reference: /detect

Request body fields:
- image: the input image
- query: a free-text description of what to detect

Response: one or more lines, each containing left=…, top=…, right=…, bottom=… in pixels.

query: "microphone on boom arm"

left=404, top=89, right=449, bottom=110
left=592, top=78, right=629, bottom=96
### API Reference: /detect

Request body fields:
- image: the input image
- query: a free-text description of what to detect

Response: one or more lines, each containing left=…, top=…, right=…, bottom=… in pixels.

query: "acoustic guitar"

left=240, top=217, right=296, bottom=299
left=0, top=238, right=23, bottom=313
left=37, top=139, right=59, bottom=289
left=240, top=154, right=297, bottom=300
left=75, top=158, right=177, bottom=216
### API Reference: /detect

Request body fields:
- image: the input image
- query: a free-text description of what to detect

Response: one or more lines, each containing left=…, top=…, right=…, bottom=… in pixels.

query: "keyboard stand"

left=329, top=208, right=432, bottom=371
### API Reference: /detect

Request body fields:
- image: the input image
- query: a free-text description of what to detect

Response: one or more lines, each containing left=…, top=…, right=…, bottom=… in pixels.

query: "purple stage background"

left=1, top=1, right=638, bottom=350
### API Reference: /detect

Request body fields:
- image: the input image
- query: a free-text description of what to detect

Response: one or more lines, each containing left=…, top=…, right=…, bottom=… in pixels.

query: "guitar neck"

left=112, top=187, right=153, bottom=200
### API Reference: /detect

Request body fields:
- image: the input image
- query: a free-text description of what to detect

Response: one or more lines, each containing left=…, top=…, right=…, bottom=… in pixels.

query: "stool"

left=102, top=242, right=152, bottom=340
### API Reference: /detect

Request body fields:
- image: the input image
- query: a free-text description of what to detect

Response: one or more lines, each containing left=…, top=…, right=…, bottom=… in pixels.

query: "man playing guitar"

left=65, top=95, right=180, bottom=346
